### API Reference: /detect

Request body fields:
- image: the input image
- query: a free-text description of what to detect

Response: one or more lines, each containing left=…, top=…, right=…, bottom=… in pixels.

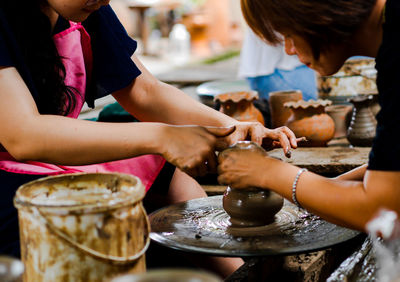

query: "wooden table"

left=268, top=146, right=370, bottom=175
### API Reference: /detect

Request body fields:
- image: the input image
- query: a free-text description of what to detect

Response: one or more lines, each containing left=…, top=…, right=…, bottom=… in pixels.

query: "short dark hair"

left=241, top=0, right=377, bottom=58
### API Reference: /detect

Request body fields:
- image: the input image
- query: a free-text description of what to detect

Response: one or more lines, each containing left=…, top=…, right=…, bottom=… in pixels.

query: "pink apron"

left=0, top=22, right=166, bottom=192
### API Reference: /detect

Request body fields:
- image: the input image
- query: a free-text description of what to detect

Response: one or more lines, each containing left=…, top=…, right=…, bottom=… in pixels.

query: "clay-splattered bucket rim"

left=14, top=173, right=150, bottom=265
left=111, top=269, right=223, bottom=282
left=14, top=173, right=145, bottom=214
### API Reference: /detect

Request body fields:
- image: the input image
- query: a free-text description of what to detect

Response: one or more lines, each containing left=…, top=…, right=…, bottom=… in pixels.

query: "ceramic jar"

left=284, top=99, right=335, bottom=147
left=214, top=91, right=265, bottom=125
left=346, top=95, right=377, bottom=147
left=219, top=141, right=284, bottom=227
left=325, top=105, right=353, bottom=138
left=269, top=90, right=303, bottom=128
left=181, top=11, right=211, bottom=57
left=223, top=187, right=284, bottom=227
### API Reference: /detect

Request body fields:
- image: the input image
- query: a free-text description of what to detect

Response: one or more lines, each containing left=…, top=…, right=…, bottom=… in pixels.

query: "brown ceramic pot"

left=219, top=141, right=284, bottom=227
left=346, top=95, right=377, bottom=147
left=181, top=11, right=211, bottom=57
left=284, top=99, right=335, bottom=147
left=214, top=91, right=265, bottom=125
left=223, top=187, right=284, bottom=227
left=325, top=105, right=353, bottom=138
left=269, top=90, right=303, bottom=128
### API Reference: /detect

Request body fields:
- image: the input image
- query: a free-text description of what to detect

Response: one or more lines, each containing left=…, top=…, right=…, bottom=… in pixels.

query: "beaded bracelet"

left=292, top=168, right=307, bottom=208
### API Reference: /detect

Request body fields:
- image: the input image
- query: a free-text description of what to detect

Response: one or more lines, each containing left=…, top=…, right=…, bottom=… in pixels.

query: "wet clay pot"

left=284, top=99, right=335, bottom=147
left=346, top=95, right=377, bottom=147
left=325, top=104, right=353, bottom=138
left=269, top=90, right=303, bottom=128
left=214, top=91, right=265, bottom=125
left=220, top=141, right=284, bottom=227
left=223, top=187, right=284, bottom=227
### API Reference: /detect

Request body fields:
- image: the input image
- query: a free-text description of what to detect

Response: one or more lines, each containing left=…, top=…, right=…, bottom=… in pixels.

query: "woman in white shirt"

left=239, top=28, right=317, bottom=101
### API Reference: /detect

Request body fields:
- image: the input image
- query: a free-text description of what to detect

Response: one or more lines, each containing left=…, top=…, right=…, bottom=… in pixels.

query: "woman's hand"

left=217, top=143, right=273, bottom=189
left=221, top=122, right=299, bottom=157
left=159, top=125, right=235, bottom=176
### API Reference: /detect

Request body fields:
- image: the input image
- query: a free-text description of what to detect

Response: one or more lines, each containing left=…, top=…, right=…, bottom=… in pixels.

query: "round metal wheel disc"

left=149, top=196, right=360, bottom=257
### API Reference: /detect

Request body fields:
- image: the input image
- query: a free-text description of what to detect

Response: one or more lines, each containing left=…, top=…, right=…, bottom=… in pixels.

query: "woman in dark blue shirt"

left=0, top=0, right=299, bottom=277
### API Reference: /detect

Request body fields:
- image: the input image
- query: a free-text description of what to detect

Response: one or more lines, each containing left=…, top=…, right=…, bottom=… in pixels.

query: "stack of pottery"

left=284, top=99, right=335, bottom=147
left=269, top=90, right=303, bottom=128
left=346, top=95, right=377, bottom=147
left=219, top=141, right=284, bottom=227
left=214, top=91, right=265, bottom=125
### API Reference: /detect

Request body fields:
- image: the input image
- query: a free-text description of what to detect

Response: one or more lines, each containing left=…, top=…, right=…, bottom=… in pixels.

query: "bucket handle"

left=35, top=204, right=150, bottom=265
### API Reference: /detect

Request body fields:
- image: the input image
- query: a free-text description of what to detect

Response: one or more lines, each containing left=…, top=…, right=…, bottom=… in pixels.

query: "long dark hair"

left=0, top=0, right=77, bottom=115
left=241, top=0, right=377, bottom=59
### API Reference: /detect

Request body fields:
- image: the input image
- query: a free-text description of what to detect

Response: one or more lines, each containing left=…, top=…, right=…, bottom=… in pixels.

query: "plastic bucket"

left=14, top=173, right=150, bottom=282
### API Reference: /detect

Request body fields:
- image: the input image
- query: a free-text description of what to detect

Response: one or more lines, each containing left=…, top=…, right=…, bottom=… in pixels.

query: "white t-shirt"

left=238, top=28, right=303, bottom=78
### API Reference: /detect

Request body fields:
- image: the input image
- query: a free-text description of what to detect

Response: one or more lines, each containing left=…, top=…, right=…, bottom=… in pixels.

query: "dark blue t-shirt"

left=0, top=5, right=143, bottom=257
left=0, top=5, right=141, bottom=108
left=368, top=0, right=400, bottom=171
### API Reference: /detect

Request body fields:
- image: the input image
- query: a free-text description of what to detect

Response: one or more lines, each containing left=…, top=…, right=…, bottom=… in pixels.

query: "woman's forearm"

left=114, top=55, right=237, bottom=127
left=9, top=115, right=167, bottom=165
left=259, top=159, right=392, bottom=231
left=334, top=164, right=368, bottom=181
left=141, top=81, right=236, bottom=126
left=0, top=67, right=171, bottom=165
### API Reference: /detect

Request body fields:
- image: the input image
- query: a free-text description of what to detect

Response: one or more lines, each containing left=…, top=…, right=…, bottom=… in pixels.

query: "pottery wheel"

left=149, top=196, right=360, bottom=257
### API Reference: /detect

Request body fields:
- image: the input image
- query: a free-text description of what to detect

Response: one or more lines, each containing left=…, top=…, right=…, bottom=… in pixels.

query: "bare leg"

left=166, top=168, right=207, bottom=203
left=166, top=168, right=244, bottom=278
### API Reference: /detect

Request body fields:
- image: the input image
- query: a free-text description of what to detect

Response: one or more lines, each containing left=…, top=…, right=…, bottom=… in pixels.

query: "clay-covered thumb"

left=204, top=125, right=236, bottom=137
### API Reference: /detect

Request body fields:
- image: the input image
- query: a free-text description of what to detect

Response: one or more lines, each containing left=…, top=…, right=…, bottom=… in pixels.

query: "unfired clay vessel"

left=346, top=95, right=377, bottom=147
left=284, top=99, right=335, bottom=147
left=219, top=141, right=284, bottom=227
left=214, top=91, right=265, bottom=125
left=269, top=90, right=303, bottom=128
